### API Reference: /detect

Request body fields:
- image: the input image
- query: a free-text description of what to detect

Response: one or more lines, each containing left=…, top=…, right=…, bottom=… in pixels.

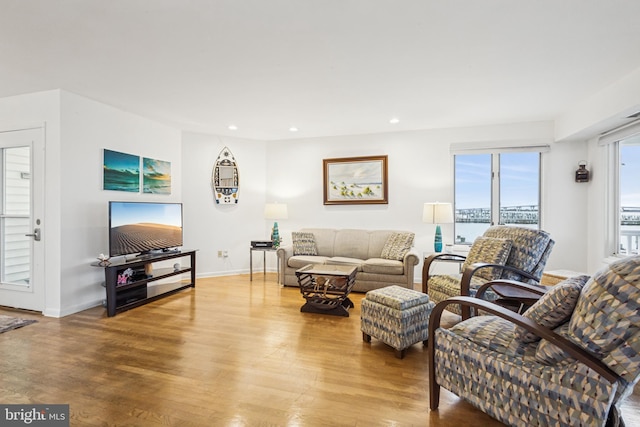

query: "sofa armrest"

left=276, top=245, right=293, bottom=284
left=403, top=249, right=420, bottom=266
left=403, top=249, right=420, bottom=286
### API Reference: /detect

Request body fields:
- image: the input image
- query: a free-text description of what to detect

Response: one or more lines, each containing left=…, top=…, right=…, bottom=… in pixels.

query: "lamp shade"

left=422, top=202, right=453, bottom=224
left=264, top=203, right=288, bottom=220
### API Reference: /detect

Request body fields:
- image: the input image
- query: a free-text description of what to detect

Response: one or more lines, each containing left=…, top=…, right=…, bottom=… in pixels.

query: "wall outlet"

left=218, top=250, right=229, bottom=258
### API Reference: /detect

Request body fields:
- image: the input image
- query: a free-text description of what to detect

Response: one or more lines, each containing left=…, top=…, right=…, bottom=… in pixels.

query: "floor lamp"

left=423, top=202, right=454, bottom=252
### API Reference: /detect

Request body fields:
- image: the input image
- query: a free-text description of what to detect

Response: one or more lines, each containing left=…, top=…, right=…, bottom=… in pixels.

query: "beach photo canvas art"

left=323, top=155, right=388, bottom=205
left=143, top=157, right=171, bottom=194
left=103, top=149, right=140, bottom=192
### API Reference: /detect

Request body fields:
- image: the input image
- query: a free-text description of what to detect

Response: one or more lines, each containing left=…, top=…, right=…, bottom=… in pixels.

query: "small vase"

left=434, top=224, right=443, bottom=252
left=271, top=222, right=281, bottom=248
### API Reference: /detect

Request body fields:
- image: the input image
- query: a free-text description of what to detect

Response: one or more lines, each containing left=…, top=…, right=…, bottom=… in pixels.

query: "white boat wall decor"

left=212, top=146, right=239, bottom=204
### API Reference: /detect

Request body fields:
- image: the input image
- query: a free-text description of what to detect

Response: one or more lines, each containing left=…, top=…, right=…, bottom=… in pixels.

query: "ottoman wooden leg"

left=395, top=348, right=405, bottom=359
left=363, top=332, right=371, bottom=343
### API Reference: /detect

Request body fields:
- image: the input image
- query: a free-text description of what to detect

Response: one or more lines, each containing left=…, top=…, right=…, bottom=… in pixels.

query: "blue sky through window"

left=620, top=141, right=640, bottom=208
left=454, top=154, right=491, bottom=209
left=455, top=152, right=539, bottom=209
left=500, top=152, right=539, bottom=207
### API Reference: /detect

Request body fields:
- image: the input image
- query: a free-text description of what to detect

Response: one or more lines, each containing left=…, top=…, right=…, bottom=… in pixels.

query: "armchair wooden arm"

left=422, top=253, right=467, bottom=293
left=428, top=296, right=620, bottom=410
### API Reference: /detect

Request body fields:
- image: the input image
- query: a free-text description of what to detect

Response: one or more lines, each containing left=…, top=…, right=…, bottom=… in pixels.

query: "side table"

left=249, top=246, right=279, bottom=282
left=541, top=269, right=588, bottom=287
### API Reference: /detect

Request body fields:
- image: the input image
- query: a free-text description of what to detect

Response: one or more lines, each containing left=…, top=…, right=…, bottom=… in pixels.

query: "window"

left=454, top=151, right=541, bottom=244
left=1, top=146, right=31, bottom=285
left=617, top=136, right=640, bottom=255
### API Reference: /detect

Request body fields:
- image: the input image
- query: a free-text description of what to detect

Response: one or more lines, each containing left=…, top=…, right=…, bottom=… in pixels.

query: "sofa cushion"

left=461, top=236, right=512, bottom=281
left=333, top=229, right=371, bottom=260
left=287, top=255, right=330, bottom=269
left=325, top=257, right=364, bottom=271
left=534, top=323, right=574, bottom=365
left=449, top=315, right=530, bottom=358
left=292, top=232, right=318, bottom=256
left=300, top=228, right=336, bottom=257
left=381, top=232, right=415, bottom=261
left=363, top=258, right=404, bottom=275
left=515, top=275, right=589, bottom=343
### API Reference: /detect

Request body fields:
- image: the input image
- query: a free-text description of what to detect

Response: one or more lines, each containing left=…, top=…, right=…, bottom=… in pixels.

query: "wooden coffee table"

left=295, top=264, right=357, bottom=317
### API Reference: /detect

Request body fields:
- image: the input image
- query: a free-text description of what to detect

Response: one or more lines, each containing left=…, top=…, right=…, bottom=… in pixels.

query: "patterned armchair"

left=423, top=225, right=554, bottom=319
left=428, top=255, right=640, bottom=427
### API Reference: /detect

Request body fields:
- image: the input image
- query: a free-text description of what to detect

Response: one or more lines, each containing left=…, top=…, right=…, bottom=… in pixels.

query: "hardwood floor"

left=1, top=274, right=639, bottom=426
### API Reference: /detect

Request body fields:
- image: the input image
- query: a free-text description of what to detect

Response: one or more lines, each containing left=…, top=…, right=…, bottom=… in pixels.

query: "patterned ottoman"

left=361, top=285, right=435, bottom=359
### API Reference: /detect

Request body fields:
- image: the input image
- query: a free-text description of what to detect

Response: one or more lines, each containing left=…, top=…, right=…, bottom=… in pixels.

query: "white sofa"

left=276, top=228, right=420, bottom=293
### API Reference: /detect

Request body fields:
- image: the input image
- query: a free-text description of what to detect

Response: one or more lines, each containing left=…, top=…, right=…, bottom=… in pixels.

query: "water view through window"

left=455, top=152, right=540, bottom=244
left=620, top=139, right=640, bottom=255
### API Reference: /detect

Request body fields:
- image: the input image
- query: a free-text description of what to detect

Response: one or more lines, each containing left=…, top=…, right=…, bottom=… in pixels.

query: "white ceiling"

left=1, top=0, right=640, bottom=140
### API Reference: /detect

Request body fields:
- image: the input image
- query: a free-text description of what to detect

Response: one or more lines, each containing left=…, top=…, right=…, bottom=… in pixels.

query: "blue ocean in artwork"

left=143, top=158, right=171, bottom=194
left=103, top=149, right=140, bottom=192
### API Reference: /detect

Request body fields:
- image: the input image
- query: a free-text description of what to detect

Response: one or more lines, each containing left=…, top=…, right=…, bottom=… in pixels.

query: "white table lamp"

left=423, top=202, right=454, bottom=252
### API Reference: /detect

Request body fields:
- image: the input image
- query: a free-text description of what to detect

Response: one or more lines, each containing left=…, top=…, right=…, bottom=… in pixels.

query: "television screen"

left=109, top=201, right=183, bottom=257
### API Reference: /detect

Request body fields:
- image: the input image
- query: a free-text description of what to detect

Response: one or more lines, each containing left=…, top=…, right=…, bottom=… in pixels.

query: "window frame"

left=609, top=136, right=640, bottom=256
left=452, top=147, right=544, bottom=245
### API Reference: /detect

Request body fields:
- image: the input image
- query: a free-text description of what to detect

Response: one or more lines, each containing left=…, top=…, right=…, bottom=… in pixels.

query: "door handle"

left=25, top=228, right=41, bottom=241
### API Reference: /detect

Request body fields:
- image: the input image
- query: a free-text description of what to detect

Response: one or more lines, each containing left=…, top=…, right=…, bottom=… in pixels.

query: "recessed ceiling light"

left=289, top=127, right=299, bottom=132
left=389, top=118, right=399, bottom=124
left=228, top=125, right=238, bottom=130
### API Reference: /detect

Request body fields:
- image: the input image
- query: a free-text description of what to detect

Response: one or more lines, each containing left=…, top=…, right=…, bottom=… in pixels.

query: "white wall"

left=542, top=139, right=591, bottom=272
left=556, top=65, right=640, bottom=142
left=181, top=132, right=268, bottom=277
left=264, top=121, right=591, bottom=279
left=59, top=91, right=182, bottom=316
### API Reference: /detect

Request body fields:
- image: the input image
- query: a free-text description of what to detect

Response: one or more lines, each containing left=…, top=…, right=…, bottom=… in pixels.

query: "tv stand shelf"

left=93, top=250, right=197, bottom=317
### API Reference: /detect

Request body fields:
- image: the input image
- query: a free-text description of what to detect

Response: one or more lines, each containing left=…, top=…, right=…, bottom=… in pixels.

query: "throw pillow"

left=461, top=237, right=513, bottom=281
left=381, top=232, right=415, bottom=261
left=515, top=275, right=590, bottom=343
left=292, top=232, right=318, bottom=256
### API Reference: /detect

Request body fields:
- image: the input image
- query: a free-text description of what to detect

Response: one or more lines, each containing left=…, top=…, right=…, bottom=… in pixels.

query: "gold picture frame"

left=323, top=155, right=388, bottom=205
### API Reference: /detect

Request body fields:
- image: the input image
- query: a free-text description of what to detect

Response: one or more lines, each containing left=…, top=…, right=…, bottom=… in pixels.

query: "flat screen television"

left=109, top=201, right=183, bottom=257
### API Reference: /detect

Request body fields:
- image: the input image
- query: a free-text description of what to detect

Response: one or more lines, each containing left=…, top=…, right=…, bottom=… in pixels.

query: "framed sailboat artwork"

left=212, top=146, right=239, bottom=204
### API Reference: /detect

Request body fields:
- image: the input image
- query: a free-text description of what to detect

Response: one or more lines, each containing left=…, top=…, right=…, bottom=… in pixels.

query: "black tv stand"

left=93, top=249, right=197, bottom=317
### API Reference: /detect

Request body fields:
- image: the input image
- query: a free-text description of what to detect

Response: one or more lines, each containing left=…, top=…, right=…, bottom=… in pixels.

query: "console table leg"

left=249, top=248, right=253, bottom=281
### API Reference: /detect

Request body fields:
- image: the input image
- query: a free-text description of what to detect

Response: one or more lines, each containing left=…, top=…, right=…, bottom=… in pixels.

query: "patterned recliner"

left=428, top=255, right=640, bottom=427
left=423, top=225, right=554, bottom=318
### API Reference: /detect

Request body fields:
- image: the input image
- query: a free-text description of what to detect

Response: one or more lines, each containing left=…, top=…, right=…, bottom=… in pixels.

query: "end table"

left=249, top=246, right=279, bottom=282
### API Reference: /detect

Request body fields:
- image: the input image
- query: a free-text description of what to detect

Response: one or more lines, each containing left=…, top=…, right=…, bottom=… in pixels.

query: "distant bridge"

left=455, top=206, right=640, bottom=225
left=455, top=206, right=538, bottom=224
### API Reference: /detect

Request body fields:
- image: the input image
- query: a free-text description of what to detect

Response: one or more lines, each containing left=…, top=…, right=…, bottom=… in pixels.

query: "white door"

left=0, top=127, right=45, bottom=312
